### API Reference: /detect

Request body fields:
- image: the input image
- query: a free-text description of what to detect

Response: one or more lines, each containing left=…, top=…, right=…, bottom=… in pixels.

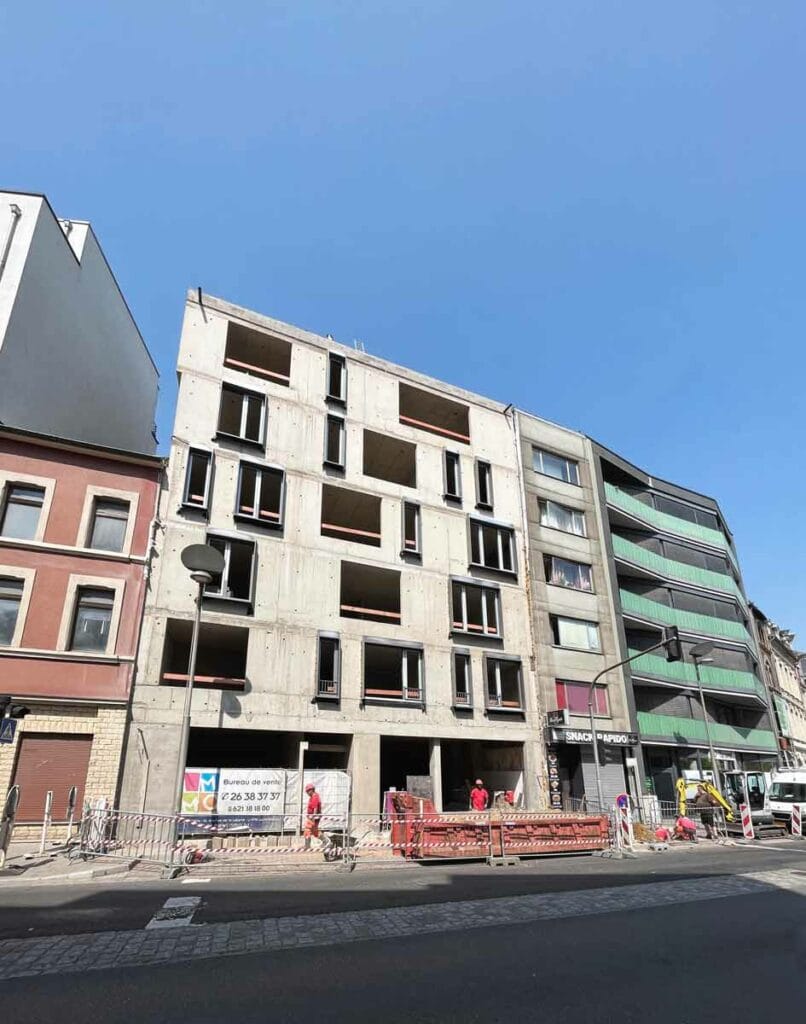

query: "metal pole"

left=173, top=577, right=207, bottom=817
left=694, top=657, right=721, bottom=793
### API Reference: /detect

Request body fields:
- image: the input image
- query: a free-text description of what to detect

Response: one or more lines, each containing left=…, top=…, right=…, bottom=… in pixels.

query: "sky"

left=2, top=3, right=804, bottom=636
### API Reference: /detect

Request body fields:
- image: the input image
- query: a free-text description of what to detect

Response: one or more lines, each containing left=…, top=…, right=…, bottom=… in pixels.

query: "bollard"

left=64, top=785, right=78, bottom=845
left=0, top=785, right=21, bottom=868
left=740, top=803, right=755, bottom=841
left=791, top=803, right=803, bottom=839
left=39, top=790, right=53, bottom=855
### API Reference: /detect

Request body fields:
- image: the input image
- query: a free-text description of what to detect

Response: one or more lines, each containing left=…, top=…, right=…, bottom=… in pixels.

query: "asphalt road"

left=1, top=841, right=803, bottom=939
left=4, top=884, right=805, bottom=1023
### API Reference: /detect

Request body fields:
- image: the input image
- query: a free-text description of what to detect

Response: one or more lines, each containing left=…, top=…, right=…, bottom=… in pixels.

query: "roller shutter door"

left=12, top=733, right=93, bottom=822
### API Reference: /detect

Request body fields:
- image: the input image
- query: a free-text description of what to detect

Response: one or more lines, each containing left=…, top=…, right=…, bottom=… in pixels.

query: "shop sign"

left=550, top=727, right=638, bottom=747
left=546, top=746, right=562, bottom=809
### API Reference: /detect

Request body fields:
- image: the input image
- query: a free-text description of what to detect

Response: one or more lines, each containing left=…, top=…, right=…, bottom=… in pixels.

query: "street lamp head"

left=690, top=641, right=716, bottom=660
left=181, top=543, right=225, bottom=577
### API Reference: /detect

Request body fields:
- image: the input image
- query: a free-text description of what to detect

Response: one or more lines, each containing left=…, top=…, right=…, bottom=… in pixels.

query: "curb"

left=0, top=859, right=138, bottom=887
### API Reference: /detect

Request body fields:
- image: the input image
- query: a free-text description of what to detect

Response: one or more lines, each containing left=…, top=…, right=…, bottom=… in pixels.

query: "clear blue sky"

left=3, top=4, right=804, bottom=636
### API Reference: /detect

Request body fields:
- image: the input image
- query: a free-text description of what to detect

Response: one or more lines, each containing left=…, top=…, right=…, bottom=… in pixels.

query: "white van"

left=769, top=770, right=806, bottom=828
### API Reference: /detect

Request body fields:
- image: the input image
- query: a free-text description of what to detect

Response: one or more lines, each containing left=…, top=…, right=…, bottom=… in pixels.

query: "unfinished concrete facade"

left=514, top=413, right=634, bottom=811
left=121, top=292, right=543, bottom=817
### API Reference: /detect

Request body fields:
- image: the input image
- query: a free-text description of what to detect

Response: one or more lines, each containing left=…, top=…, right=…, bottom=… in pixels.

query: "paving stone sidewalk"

left=0, top=869, right=802, bottom=981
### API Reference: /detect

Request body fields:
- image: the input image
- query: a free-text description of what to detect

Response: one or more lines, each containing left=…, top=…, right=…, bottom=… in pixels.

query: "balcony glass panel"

left=636, top=712, right=777, bottom=750
left=619, top=590, right=754, bottom=647
left=628, top=650, right=766, bottom=700
left=612, top=535, right=745, bottom=606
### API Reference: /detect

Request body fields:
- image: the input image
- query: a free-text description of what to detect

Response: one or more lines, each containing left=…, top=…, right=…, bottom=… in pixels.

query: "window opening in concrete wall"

left=321, top=485, right=381, bottom=547
left=475, top=460, right=493, bottom=510
left=362, top=430, right=417, bottom=487
left=327, top=353, right=347, bottom=404
left=544, top=555, right=593, bottom=592
left=364, top=642, right=423, bottom=704
left=69, top=587, right=114, bottom=652
left=539, top=499, right=586, bottom=537
left=441, top=740, right=524, bottom=811
left=380, top=737, right=430, bottom=800
left=183, top=449, right=213, bottom=511
left=161, top=618, right=248, bottom=690
left=443, top=451, right=462, bottom=502
left=324, top=415, right=346, bottom=469
left=88, top=498, right=130, bottom=552
left=550, top=614, right=601, bottom=651
left=556, top=679, right=608, bottom=715
left=0, top=577, right=23, bottom=645
left=0, top=484, right=44, bottom=540
left=402, top=501, right=421, bottom=557
left=451, top=579, right=501, bottom=638
left=224, top=321, right=291, bottom=386
left=206, top=536, right=256, bottom=604
left=218, top=385, right=266, bottom=446
left=532, top=447, right=579, bottom=485
left=398, top=382, right=470, bottom=444
left=485, top=657, right=523, bottom=710
left=317, top=633, right=341, bottom=699
left=340, top=562, right=401, bottom=624
left=453, top=650, right=472, bottom=707
left=469, top=519, right=516, bottom=574
left=236, top=463, right=285, bottom=528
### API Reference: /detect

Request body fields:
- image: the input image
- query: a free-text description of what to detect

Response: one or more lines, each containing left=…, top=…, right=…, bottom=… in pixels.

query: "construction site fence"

left=75, top=804, right=613, bottom=868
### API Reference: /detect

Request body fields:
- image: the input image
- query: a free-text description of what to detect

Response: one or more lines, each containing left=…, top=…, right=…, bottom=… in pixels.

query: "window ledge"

left=179, top=501, right=209, bottom=517
left=484, top=705, right=525, bottom=715
left=314, top=692, right=341, bottom=703
left=233, top=512, right=284, bottom=531
left=323, top=460, right=346, bottom=472
left=546, top=582, right=596, bottom=596
left=468, top=562, right=518, bottom=580
left=0, top=647, right=130, bottom=664
left=325, top=395, right=347, bottom=408
left=361, top=698, right=425, bottom=710
left=450, top=627, right=503, bottom=643
left=443, top=494, right=462, bottom=505
left=551, top=643, right=603, bottom=655
left=533, top=469, right=582, bottom=488
left=453, top=701, right=474, bottom=711
left=202, top=594, right=254, bottom=613
left=475, top=502, right=494, bottom=513
left=400, top=549, right=422, bottom=561
left=0, top=536, right=145, bottom=564
left=214, top=431, right=265, bottom=451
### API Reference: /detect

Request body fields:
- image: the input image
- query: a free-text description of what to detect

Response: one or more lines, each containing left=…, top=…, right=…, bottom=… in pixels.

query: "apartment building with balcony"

left=120, top=291, right=542, bottom=817
left=0, top=426, right=161, bottom=834
left=514, top=413, right=636, bottom=810
left=751, top=605, right=806, bottom=767
left=590, top=444, right=777, bottom=803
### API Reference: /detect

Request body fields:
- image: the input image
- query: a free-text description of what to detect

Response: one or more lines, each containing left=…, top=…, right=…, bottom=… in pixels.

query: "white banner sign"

left=215, top=769, right=287, bottom=817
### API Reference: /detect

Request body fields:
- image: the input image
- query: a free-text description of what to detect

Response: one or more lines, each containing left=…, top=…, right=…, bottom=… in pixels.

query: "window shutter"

left=12, top=733, right=93, bottom=821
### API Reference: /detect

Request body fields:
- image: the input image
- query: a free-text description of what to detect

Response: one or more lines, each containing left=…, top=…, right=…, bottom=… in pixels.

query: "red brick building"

left=0, top=427, right=162, bottom=830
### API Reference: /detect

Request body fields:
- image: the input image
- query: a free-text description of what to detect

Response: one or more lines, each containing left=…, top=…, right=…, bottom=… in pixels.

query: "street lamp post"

left=690, top=641, right=720, bottom=792
left=172, top=544, right=226, bottom=818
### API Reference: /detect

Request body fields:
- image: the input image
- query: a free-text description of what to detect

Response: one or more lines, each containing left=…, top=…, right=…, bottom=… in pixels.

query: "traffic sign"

left=0, top=719, right=17, bottom=744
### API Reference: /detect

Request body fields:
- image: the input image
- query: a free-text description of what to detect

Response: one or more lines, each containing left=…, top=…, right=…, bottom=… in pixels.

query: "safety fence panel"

left=77, top=805, right=180, bottom=866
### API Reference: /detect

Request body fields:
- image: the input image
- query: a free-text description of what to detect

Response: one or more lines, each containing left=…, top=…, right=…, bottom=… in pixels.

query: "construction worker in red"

left=304, top=783, right=322, bottom=849
left=469, top=778, right=489, bottom=812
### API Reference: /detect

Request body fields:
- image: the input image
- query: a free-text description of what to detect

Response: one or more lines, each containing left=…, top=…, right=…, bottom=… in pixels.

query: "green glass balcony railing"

left=627, top=650, right=767, bottom=701
left=619, top=589, right=756, bottom=648
left=605, top=484, right=739, bottom=572
left=612, top=535, right=746, bottom=607
left=636, top=712, right=777, bottom=751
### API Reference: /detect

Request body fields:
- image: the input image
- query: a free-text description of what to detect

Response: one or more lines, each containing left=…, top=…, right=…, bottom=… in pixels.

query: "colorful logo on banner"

left=182, top=769, right=219, bottom=814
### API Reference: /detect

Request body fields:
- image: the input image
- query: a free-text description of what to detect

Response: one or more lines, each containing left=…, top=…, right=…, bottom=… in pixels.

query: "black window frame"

left=182, top=448, right=214, bottom=514
left=234, top=461, right=286, bottom=531
left=443, top=451, right=462, bottom=503
left=450, top=577, right=503, bottom=640
left=204, top=534, right=257, bottom=610
left=216, top=383, right=267, bottom=448
left=316, top=631, right=341, bottom=700
left=0, top=576, right=24, bottom=647
left=468, top=517, right=517, bottom=577
left=326, top=353, right=347, bottom=405
left=69, top=586, right=115, bottom=654
left=452, top=648, right=473, bottom=709
left=361, top=637, right=425, bottom=708
left=483, top=653, right=524, bottom=713
left=0, top=483, right=45, bottom=540
left=401, top=501, right=422, bottom=559
left=87, top=497, right=130, bottom=553
left=324, top=414, right=347, bottom=470
left=475, top=459, right=493, bottom=511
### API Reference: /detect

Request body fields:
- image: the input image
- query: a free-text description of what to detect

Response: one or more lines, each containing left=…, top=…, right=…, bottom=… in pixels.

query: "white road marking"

left=145, top=896, right=202, bottom=929
left=181, top=877, right=211, bottom=884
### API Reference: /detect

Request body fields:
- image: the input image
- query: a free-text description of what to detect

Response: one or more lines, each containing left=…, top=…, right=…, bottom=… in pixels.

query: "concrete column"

left=429, top=738, right=443, bottom=811
left=349, top=733, right=380, bottom=817
left=522, top=740, right=543, bottom=810
left=119, top=721, right=182, bottom=815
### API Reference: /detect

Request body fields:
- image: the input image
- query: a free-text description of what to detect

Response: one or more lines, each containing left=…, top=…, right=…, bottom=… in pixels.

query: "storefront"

left=545, top=713, right=640, bottom=811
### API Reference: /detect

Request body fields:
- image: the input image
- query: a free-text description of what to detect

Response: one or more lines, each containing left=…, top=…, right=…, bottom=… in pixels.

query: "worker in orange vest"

left=304, top=783, right=322, bottom=848
left=469, top=779, right=489, bottom=812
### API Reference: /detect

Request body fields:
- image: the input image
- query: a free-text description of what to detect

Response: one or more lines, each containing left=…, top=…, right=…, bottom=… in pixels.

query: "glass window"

left=532, top=447, right=579, bottom=485
left=444, top=452, right=462, bottom=501
left=453, top=651, right=472, bottom=707
left=475, top=460, right=493, bottom=509
left=538, top=499, right=585, bottom=536
left=555, top=680, right=608, bottom=715
left=0, top=577, right=24, bottom=646
left=402, top=502, right=421, bottom=556
left=324, top=415, right=346, bottom=468
left=0, top=485, right=45, bottom=540
left=469, top=519, right=516, bottom=574
left=327, top=354, right=347, bottom=403
left=770, top=782, right=806, bottom=802
left=183, top=450, right=213, bottom=510
left=88, top=498, right=130, bottom=552
left=451, top=579, right=501, bottom=637
left=317, top=634, right=340, bottom=699
left=551, top=615, right=601, bottom=651
left=217, top=385, right=265, bottom=444
left=544, top=555, right=592, bottom=592
left=206, top=536, right=256, bottom=603
left=363, top=642, right=423, bottom=704
left=70, top=587, right=115, bottom=653
left=485, top=658, right=523, bottom=709
left=236, top=463, right=285, bottom=526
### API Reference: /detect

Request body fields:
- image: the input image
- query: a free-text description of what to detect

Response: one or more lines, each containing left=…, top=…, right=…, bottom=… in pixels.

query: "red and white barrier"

left=791, top=803, right=802, bottom=838
left=618, top=801, right=634, bottom=850
left=740, top=803, right=755, bottom=840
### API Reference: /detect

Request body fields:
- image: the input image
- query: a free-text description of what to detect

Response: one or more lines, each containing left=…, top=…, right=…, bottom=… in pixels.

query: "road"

left=1, top=842, right=805, bottom=1022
